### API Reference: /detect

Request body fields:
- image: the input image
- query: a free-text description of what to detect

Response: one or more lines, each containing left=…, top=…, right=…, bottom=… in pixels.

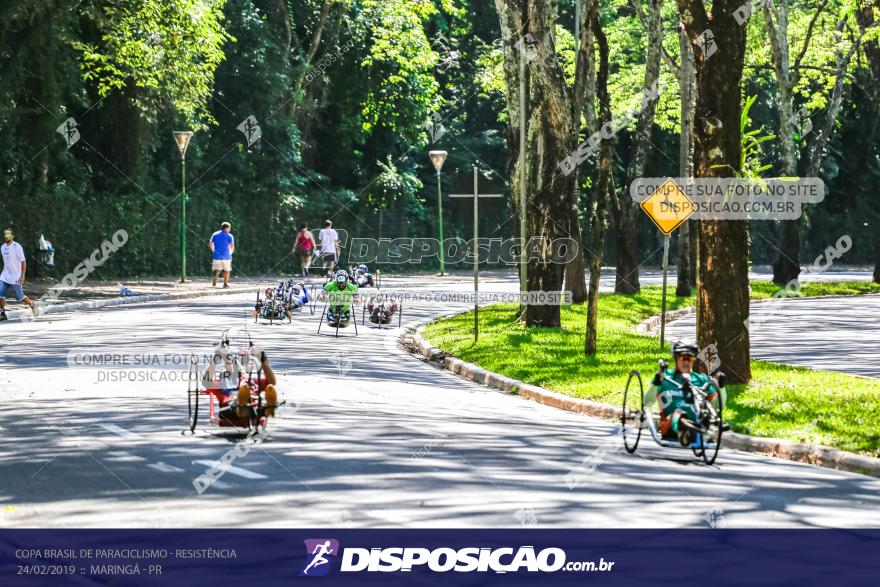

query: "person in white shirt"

left=0, top=227, right=40, bottom=319
left=317, top=220, right=340, bottom=277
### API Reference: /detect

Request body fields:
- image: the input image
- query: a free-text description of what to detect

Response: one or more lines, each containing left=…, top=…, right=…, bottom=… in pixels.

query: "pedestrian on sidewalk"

left=210, top=221, right=235, bottom=288
left=0, top=227, right=40, bottom=319
left=293, top=223, right=316, bottom=277
left=318, top=220, right=340, bottom=278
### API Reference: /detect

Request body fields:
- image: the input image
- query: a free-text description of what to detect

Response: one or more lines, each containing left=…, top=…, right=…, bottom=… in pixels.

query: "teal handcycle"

left=621, top=361, right=727, bottom=465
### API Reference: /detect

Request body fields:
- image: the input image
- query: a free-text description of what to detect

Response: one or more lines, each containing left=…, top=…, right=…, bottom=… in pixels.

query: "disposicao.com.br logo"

left=299, top=540, right=614, bottom=575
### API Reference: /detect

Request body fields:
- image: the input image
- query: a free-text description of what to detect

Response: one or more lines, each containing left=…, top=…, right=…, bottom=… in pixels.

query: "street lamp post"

left=173, top=131, right=193, bottom=283
left=429, top=150, right=448, bottom=275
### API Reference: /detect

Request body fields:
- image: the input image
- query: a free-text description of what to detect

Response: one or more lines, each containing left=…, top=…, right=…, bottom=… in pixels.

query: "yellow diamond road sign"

left=640, top=179, right=695, bottom=235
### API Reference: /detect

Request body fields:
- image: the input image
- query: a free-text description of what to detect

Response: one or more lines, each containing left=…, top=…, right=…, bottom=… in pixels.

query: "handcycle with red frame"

left=185, top=329, right=283, bottom=434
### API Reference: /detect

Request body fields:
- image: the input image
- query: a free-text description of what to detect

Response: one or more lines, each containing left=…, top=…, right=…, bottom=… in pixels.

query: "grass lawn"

left=423, top=281, right=880, bottom=456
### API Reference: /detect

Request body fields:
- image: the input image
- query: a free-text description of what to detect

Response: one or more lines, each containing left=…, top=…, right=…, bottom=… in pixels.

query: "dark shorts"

left=327, top=307, right=350, bottom=325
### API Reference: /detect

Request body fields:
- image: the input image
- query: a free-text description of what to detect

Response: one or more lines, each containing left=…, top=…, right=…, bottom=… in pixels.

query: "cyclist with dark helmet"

left=349, top=263, right=374, bottom=288
left=322, top=269, right=358, bottom=326
left=645, top=339, right=720, bottom=447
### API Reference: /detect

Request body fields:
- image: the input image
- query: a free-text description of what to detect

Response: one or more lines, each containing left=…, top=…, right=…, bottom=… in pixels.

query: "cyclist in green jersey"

left=645, top=339, right=721, bottom=447
left=322, top=270, right=358, bottom=326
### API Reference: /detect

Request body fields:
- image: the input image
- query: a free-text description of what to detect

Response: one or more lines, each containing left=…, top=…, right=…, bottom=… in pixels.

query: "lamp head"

left=429, top=150, right=448, bottom=173
left=173, top=131, right=194, bottom=159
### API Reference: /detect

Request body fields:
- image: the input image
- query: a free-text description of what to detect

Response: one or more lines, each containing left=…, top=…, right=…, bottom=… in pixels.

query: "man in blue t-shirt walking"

left=210, top=221, right=236, bottom=288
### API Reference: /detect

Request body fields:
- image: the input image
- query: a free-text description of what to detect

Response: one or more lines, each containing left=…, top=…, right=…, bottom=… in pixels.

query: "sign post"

left=638, top=179, right=695, bottom=348
left=173, top=131, right=193, bottom=283
left=450, top=166, right=503, bottom=342
left=660, top=234, right=671, bottom=346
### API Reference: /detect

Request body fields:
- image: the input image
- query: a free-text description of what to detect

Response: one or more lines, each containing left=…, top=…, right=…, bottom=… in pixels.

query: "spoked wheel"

left=699, top=397, right=724, bottom=465
left=186, top=355, right=199, bottom=432
left=621, top=370, right=644, bottom=453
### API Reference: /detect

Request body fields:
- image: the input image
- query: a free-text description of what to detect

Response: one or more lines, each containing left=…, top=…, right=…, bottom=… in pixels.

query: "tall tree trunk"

left=495, top=0, right=578, bottom=327
left=289, top=0, right=333, bottom=119
left=563, top=209, right=588, bottom=302
left=613, top=0, right=661, bottom=294
left=585, top=3, right=611, bottom=355
left=773, top=220, right=800, bottom=284
left=495, top=0, right=528, bottom=302
left=563, top=0, right=595, bottom=304
left=676, top=24, right=696, bottom=296
left=806, top=22, right=862, bottom=179
left=678, top=0, right=751, bottom=383
left=857, top=1, right=880, bottom=282
left=771, top=4, right=857, bottom=284
left=766, top=0, right=801, bottom=284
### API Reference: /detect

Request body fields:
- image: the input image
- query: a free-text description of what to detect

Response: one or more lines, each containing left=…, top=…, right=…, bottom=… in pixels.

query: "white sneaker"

left=31, top=305, right=40, bottom=318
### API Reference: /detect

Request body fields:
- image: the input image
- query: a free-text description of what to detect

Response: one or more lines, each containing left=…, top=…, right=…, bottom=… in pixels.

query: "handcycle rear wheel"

left=621, top=370, right=644, bottom=453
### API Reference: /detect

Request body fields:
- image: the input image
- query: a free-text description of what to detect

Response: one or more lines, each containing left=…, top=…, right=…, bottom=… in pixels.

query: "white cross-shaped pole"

left=450, top=165, right=503, bottom=342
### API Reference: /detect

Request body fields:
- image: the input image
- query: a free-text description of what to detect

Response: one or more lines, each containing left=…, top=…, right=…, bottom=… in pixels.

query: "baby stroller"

left=253, top=287, right=293, bottom=324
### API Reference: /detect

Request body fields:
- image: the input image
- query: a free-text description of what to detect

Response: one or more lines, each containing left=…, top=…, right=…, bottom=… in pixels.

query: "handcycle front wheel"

left=186, top=356, right=199, bottom=432
left=700, top=400, right=723, bottom=466
left=690, top=384, right=724, bottom=465
left=621, top=370, right=644, bottom=453
left=187, top=388, right=199, bottom=432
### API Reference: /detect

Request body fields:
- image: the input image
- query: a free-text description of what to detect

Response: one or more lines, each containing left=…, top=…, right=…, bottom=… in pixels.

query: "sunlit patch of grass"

left=424, top=283, right=880, bottom=456
left=748, top=280, right=880, bottom=299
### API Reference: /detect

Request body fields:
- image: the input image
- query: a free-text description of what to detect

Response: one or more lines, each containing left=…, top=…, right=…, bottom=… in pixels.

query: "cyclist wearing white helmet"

left=322, top=269, right=358, bottom=326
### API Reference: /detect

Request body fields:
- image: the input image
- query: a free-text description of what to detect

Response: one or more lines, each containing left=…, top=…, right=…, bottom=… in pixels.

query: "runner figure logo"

left=300, top=539, right=340, bottom=577
left=56, top=117, right=80, bottom=148
left=237, top=115, right=262, bottom=147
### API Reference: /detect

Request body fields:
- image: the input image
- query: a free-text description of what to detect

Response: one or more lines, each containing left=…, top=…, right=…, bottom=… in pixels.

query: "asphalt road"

left=665, top=295, right=880, bottom=378
left=1, top=274, right=879, bottom=528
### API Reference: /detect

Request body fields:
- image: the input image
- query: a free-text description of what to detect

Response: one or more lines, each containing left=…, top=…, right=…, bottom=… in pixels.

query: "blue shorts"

left=0, top=281, right=26, bottom=302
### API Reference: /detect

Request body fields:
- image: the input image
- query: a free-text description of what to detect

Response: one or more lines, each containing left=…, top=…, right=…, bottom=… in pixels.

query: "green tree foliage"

left=0, top=0, right=877, bottom=282
left=75, top=0, right=231, bottom=126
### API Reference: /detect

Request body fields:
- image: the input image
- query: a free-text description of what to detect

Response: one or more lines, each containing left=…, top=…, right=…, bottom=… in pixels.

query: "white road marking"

left=99, top=423, right=143, bottom=440
left=192, top=460, right=267, bottom=480
left=148, top=462, right=185, bottom=473
left=106, top=451, right=145, bottom=462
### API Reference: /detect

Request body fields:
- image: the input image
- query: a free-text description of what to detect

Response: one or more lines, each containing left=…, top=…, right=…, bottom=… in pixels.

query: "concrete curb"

left=403, top=311, right=880, bottom=479
left=3, top=286, right=254, bottom=321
